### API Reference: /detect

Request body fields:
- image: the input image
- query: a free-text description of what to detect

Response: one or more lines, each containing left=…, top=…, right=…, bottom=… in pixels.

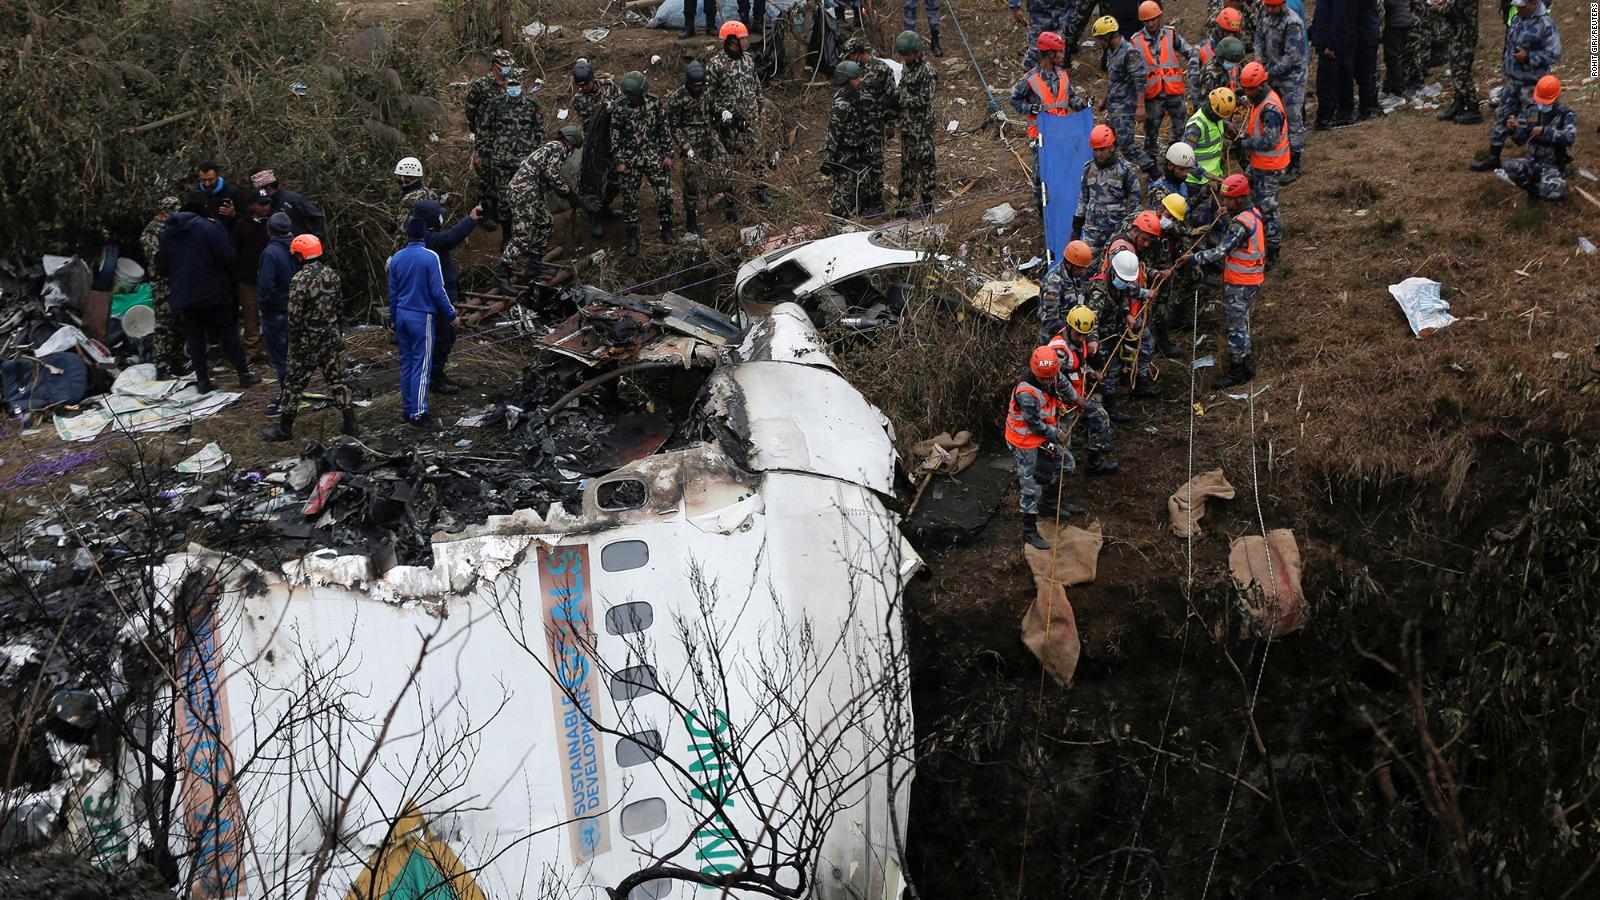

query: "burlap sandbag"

left=910, top=430, right=978, bottom=476
left=1020, top=521, right=1101, bottom=687
left=1169, top=468, right=1236, bottom=539
left=1229, top=528, right=1308, bottom=638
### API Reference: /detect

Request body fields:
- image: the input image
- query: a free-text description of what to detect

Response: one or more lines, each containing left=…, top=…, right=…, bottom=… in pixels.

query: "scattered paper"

left=981, top=203, right=1017, bottom=225
left=1388, top=276, right=1457, bottom=337
left=1226, top=384, right=1271, bottom=401
left=1353, top=208, right=1368, bottom=217
left=1579, top=168, right=1598, bottom=182
left=1552, top=351, right=1571, bottom=360
left=1192, top=355, right=1215, bottom=369
left=1578, top=237, right=1596, bottom=256
left=175, top=443, right=231, bottom=475
left=946, top=119, right=959, bottom=132
left=583, top=27, right=609, bottom=41
left=557, top=108, right=569, bottom=120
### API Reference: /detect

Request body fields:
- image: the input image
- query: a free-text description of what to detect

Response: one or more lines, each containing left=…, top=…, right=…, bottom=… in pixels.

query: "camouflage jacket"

left=287, top=260, right=342, bottom=343
left=1102, top=40, right=1148, bottom=114
left=666, top=85, right=728, bottom=160
left=465, top=73, right=500, bottom=136
left=484, top=92, right=543, bottom=169
left=898, top=57, right=937, bottom=137
left=1502, top=6, right=1561, bottom=83
left=1075, top=157, right=1143, bottom=231
left=1512, top=102, right=1577, bottom=162
left=140, top=217, right=166, bottom=286
left=1008, top=67, right=1092, bottom=116
left=608, top=93, right=672, bottom=165
left=858, top=57, right=900, bottom=139
left=1189, top=57, right=1240, bottom=110
left=395, top=182, right=440, bottom=236
left=824, top=87, right=872, bottom=160
left=573, top=75, right=617, bottom=126
left=511, top=140, right=572, bottom=197
left=1254, top=9, right=1307, bottom=84
left=707, top=50, right=762, bottom=128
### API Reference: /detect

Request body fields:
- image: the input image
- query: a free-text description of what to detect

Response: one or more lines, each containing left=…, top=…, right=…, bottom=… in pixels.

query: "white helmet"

left=394, top=156, right=424, bottom=177
left=1111, top=250, right=1141, bottom=282
left=1164, top=141, right=1195, bottom=167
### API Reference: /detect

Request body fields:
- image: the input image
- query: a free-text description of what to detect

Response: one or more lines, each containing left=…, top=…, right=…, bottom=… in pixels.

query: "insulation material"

left=1228, top=528, right=1308, bottom=638
left=1020, top=521, right=1101, bottom=687
left=1168, top=468, right=1235, bottom=539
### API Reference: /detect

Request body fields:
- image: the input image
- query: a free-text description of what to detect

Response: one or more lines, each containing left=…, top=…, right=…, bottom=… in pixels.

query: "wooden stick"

left=123, top=109, right=196, bottom=134
left=906, top=472, right=935, bottom=517
left=1573, top=185, right=1600, bottom=215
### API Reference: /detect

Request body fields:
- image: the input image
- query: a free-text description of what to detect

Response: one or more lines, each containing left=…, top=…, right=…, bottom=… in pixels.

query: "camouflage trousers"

left=719, top=120, right=768, bottom=193
left=1022, top=0, right=1077, bottom=68
left=828, top=152, right=875, bottom=216
left=1490, top=80, right=1535, bottom=149
left=1223, top=283, right=1258, bottom=357
left=500, top=183, right=553, bottom=276
left=1014, top=444, right=1074, bottom=514
left=1503, top=156, right=1567, bottom=201
left=618, top=158, right=674, bottom=228
left=1078, top=223, right=1115, bottom=260
left=149, top=283, right=187, bottom=377
left=1064, top=0, right=1102, bottom=55
left=904, top=0, right=940, bottom=30
left=1440, top=4, right=1478, bottom=108
left=861, top=137, right=887, bottom=213
left=1143, top=94, right=1187, bottom=154
left=1279, top=77, right=1307, bottom=154
left=1067, top=397, right=1114, bottom=454
left=281, top=333, right=350, bottom=413
left=1108, top=111, right=1148, bottom=171
left=679, top=152, right=726, bottom=215
left=898, top=126, right=937, bottom=210
left=1246, top=167, right=1282, bottom=246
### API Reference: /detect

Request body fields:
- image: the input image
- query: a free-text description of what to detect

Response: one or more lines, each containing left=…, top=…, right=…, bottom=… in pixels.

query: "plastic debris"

left=1227, top=384, right=1271, bottom=401
left=981, top=203, right=1017, bottom=225
left=522, top=21, right=559, bottom=38
left=946, top=119, right=959, bottom=132
left=1192, top=355, right=1216, bottom=369
left=1552, top=351, right=1571, bottom=359
left=1578, top=237, right=1596, bottom=256
left=583, top=27, right=609, bottom=41
left=1416, top=83, right=1442, bottom=98
left=174, top=442, right=231, bottom=475
left=1388, top=277, right=1458, bottom=337
left=1580, top=168, right=1598, bottom=182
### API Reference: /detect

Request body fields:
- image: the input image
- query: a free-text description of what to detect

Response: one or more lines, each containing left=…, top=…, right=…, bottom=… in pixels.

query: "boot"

left=1130, top=377, right=1159, bottom=398
left=660, top=220, right=678, bottom=246
left=195, top=375, right=215, bottom=395
left=1266, top=244, right=1282, bottom=271
left=1022, top=513, right=1051, bottom=550
left=590, top=213, right=606, bottom=239
left=237, top=367, right=261, bottom=388
left=1060, top=497, right=1086, bottom=517
left=432, top=371, right=461, bottom=395
left=1213, top=356, right=1253, bottom=389
left=1281, top=151, right=1301, bottom=185
left=264, top=396, right=281, bottom=417
left=1435, top=96, right=1463, bottom=120
left=1084, top=453, right=1120, bottom=476
left=341, top=407, right=360, bottom=436
left=1453, top=104, right=1483, bottom=125
left=1470, top=146, right=1502, bottom=172
left=626, top=225, right=640, bottom=257
left=1104, top=396, right=1133, bottom=423
left=494, top=261, right=516, bottom=295
left=1242, top=354, right=1256, bottom=382
left=260, top=411, right=295, bottom=442
left=929, top=26, right=943, bottom=56
left=1155, top=328, right=1182, bottom=358
left=407, top=412, right=442, bottom=431
left=685, top=206, right=700, bottom=237
left=476, top=213, right=499, bottom=232
left=680, top=21, right=696, bottom=38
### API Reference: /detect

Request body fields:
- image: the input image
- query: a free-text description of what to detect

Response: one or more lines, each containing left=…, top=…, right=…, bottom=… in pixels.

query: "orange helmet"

left=1239, top=60, right=1268, bottom=88
left=1089, top=124, right=1116, bottom=149
left=1216, top=7, right=1242, bottom=31
left=1063, top=240, right=1093, bottom=268
left=1533, top=74, right=1561, bottom=105
left=289, top=234, right=323, bottom=261
left=1132, top=210, right=1163, bottom=236
left=1261, top=0, right=1285, bottom=5
left=1138, top=0, right=1162, bottom=20
left=1030, top=346, right=1060, bottom=380
left=719, top=20, right=748, bottom=40
left=1036, top=31, right=1066, bottom=51
left=1221, top=173, right=1251, bottom=198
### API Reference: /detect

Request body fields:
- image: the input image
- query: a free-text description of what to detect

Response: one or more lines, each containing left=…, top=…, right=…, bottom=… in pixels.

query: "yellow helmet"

left=1066, top=305, right=1097, bottom=335
left=1092, top=15, right=1120, bottom=37
left=1208, top=86, right=1238, bottom=117
left=1161, top=193, right=1188, bottom=221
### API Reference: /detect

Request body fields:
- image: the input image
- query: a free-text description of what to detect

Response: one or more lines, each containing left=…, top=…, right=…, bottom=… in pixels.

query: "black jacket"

left=272, top=188, right=328, bottom=239
left=157, top=212, right=237, bottom=310
left=425, top=216, right=479, bottom=303
left=198, top=178, right=248, bottom=229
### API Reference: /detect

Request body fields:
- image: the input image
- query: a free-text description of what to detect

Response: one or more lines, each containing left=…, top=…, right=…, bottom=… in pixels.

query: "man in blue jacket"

left=255, top=212, right=296, bottom=414
left=157, top=193, right=261, bottom=394
left=409, top=199, right=481, bottom=396
left=388, top=217, right=458, bottom=429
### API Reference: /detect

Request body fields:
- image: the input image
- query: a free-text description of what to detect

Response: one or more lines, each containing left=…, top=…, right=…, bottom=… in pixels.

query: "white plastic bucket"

left=121, top=304, right=156, bottom=339
left=113, top=257, right=146, bottom=291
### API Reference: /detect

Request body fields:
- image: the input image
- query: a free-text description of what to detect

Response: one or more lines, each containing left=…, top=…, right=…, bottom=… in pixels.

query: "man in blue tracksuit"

left=409, top=199, right=481, bottom=396
left=255, top=212, right=296, bottom=415
left=388, top=217, right=457, bottom=429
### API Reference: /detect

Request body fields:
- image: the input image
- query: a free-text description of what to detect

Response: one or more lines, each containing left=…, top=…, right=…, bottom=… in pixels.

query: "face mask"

left=500, top=65, right=513, bottom=75
left=1112, top=277, right=1130, bottom=290
left=506, top=85, right=522, bottom=98
left=1534, top=103, right=1552, bottom=113
left=1160, top=215, right=1174, bottom=230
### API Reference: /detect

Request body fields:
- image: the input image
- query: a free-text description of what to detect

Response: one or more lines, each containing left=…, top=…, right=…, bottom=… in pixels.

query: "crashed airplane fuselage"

left=141, top=304, right=916, bottom=900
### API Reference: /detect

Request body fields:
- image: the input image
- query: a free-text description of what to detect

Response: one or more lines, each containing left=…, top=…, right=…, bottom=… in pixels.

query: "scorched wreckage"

left=16, top=300, right=919, bottom=900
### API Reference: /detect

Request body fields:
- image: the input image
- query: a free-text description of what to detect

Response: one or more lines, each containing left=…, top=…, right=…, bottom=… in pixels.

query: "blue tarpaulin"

left=1036, top=109, right=1095, bottom=267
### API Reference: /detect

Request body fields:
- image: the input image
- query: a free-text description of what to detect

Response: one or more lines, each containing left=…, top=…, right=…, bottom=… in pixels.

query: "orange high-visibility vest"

left=1046, top=332, right=1089, bottom=398
left=1133, top=27, right=1186, bottom=98
left=1005, top=382, right=1059, bottom=449
left=1246, top=89, right=1290, bottom=171
left=1197, top=39, right=1216, bottom=67
left=1025, top=68, right=1073, bottom=139
left=1223, top=208, right=1266, bottom=286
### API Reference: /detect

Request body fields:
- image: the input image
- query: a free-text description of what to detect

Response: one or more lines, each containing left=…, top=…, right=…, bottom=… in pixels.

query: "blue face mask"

left=500, top=65, right=513, bottom=75
left=1534, top=103, right=1552, bottom=114
left=506, top=85, right=522, bottom=98
left=1112, top=276, right=1130, bottom=290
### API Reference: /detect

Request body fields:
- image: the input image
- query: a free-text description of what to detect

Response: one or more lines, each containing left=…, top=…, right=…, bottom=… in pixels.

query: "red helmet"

left=1221, top=173, right=1251, bottom=198
left=1036, top=31, right=1066, bottom=52
left=1238, top=60, right=1268, bottom=88
left=290, top=234, right=323, bottom=261
left=1216, top=8, right=1242, bottom=31
left=1089, top=124, right=1116, bottom=149
left=1132, top=210, right=1163, bottom=236
left=1030, top=346, right=1061, bottom=380
left=719, top=20, right=748, bottom=40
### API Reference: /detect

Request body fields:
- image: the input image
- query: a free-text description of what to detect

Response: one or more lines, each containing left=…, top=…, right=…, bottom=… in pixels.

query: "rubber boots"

left=626, top=225, right=640, bottom=257
left=1023, top=513, right=1050, bottom=550
left=494, top=261, right=515, bottom=295
left=929, top=27, right=943, bottom=56
left=660, top=219, right=678, bottom=246
left=341, top=407, right=360, bottom=436
left=1213, top=354, right=1254, bottom=389
left=685, top=206, right=700, bottom=237
left=260, top=411, right=295, bottom=442
left=1084, top=453, right=1120, bottom=476
left=1470, top=145, right=1502, bottom=172
left=1435, top=96, right=1463, bottom=121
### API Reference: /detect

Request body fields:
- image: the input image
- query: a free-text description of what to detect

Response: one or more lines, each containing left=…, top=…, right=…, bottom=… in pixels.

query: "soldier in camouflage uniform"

left=895, top=31, right=939, bottom=217
left=667, top=61, right=728, bottom=237
left=260, top=235, right=358, bottom=441
left=1044, top=301, right=1119, bottom=474
left=608, top=71, right=677, bottom=256
left=483, top=69, right=544, bottom=249
left=1009, top=0, right=1077, bottom=69
left=392, top=157, right=439, bottom=241
left=1469, top=0, right=1562, bottom=172
left=822, top=61, right=874, bottom=217
left=1209, top=0, right=1260, bottom=49
left=844, top=37, right=899, bottom=218
left=497, top=127, right=587, bottom=291
left=1037, top=239, right=1094, bottom=344
left=140, top=197, right=188, bottom=378
left=572, top=59, right=620, bottom=228
left=1499, top=75, right=1576, bottom=203
left=1191, top=35, right=1246, bottom=110
left=1189, top=11, right=1244, bottom=110
left=1074, top=123, right=1143, bottom=257
left=1096, top=16, right=1151, bottom=172
left=1428, top=0, right=1482, bottom=123
left=1254, top=0, right=1307, bottom=182
left=467, top=49, right=512, bottom=231
left=708, top=22, right=772, bottom=210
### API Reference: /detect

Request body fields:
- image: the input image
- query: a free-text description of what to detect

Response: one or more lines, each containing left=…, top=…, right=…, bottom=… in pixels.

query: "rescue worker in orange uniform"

left=1047, top=304, right=1121, bottom=476
left=1132, top=2, right=1195, bottom=161
left=1236, top=60, right=1288, bottom=266
left=1176, top=173, right=1265, bottom=388
left=1008, top=346, right=1082, bottom=549
left=1088, top=214, right=1159, bottom=421
left=1009, top=31, right=1090, bottom=211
